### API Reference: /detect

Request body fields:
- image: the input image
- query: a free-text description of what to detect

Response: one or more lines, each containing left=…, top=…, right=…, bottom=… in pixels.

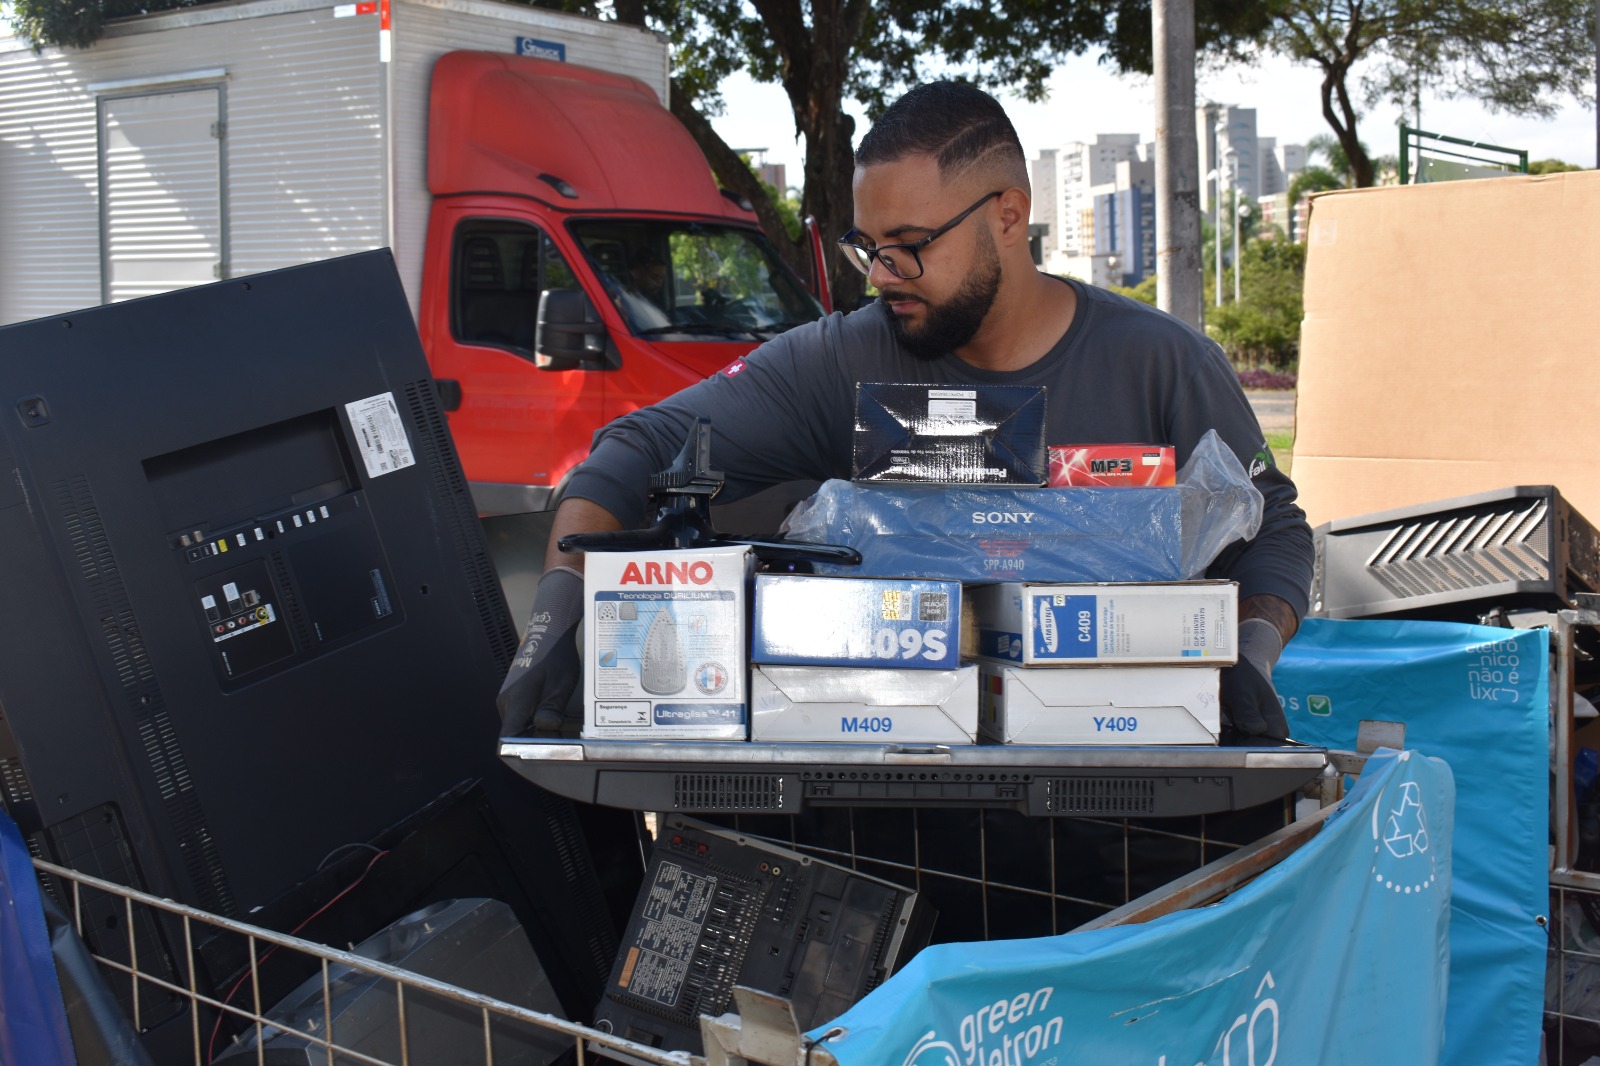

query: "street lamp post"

left=1210, top=168, right=1222, bottom=307
left=1234, top=199, right=1250, bottom=304
left=1222, top=148, right=1238, bottom=304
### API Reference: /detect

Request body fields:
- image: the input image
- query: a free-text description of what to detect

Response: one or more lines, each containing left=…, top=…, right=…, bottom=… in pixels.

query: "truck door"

left=426, top=213, right=603, bottom=514
left=97, top=87, right=226, bottom=302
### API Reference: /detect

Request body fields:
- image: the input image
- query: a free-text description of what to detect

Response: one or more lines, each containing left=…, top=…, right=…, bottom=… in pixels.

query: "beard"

left=882, top=227, right=1002, bottom=362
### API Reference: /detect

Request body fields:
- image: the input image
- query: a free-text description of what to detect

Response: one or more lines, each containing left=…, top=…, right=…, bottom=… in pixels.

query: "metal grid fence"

left=705, top=796, right=1301, bottom=945
left=32, top=856, right=689, bottom=1066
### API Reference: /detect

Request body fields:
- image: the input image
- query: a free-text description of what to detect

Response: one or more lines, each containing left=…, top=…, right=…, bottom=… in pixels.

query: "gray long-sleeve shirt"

left=565, top=278, right=1314, bottom=619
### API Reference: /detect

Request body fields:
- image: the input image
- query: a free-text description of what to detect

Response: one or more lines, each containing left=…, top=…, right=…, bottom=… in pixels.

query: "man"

left=499, top=81, right=1313, bottom=742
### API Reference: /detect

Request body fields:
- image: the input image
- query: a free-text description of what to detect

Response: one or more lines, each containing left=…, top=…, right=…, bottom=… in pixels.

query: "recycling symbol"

left=1382, top=782, right=1429, bottom=859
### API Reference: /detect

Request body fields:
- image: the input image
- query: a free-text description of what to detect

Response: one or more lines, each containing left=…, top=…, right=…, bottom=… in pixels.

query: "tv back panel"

left=0, top=252, right=618, bottom=1055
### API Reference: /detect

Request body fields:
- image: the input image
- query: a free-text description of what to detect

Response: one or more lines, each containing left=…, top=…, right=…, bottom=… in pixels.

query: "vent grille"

left=1046, top=778, right=1155, bottom=815
left=0, top=754, right=34, bottom=809
left=33, top=804, right=185, bottom=1028
left=1365, top=499, right=1551, bottom=601
left=401, top=380, right=519, bottom=668
left=53, top=474, right=234, bottom=917
left=673, top=774, right=785, bottom=811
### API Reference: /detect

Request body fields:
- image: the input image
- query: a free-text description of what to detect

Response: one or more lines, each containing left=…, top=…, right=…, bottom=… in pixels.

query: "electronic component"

left=592, top=815, right=934, bottom=1058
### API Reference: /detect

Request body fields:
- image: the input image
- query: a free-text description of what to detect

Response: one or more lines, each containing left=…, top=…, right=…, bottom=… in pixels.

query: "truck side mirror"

left=535, top=289, right=617, bottom=371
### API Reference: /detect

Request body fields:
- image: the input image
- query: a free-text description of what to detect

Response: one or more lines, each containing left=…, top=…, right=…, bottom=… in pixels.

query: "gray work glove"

left=497, top=566, right=584, bottom=736
left=1218, top=618, right=1291, bottom=742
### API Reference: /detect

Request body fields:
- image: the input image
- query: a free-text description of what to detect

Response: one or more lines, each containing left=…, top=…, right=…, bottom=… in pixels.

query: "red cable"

left=204, top=848, right=390, bottom=1063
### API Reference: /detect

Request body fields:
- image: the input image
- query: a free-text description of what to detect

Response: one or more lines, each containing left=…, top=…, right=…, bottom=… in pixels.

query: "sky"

left=710, top=49, right=1599, bottom=191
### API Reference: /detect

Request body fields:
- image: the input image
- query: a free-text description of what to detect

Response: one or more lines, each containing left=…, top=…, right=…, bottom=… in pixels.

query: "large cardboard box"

left=1294, top=172, right=1600, bottom=526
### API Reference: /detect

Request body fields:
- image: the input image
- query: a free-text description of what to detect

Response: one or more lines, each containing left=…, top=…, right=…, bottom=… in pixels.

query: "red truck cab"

left=416, top=52, right=827, bottom=515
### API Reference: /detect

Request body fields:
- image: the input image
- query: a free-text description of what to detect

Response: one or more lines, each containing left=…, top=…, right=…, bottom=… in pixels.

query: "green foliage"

left=1262, top=0, right=1596, bottom=188
left=1287, top=165, right=1343, bottom=207
left=743, top=157, right=801, bottom=243
left=1206, top=234, right=1306, bottom=371
left=1110, top=273, right=1159, bottom=307
left=1529, top=158, right=1584, bottom=174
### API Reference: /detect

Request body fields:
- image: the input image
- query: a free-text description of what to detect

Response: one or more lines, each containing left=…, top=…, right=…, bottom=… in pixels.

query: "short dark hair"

left=856, top=81, right=1028, bottom=191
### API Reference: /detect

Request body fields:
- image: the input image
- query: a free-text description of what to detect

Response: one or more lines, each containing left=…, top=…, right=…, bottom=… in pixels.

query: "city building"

left=1198, top=104, right=1259, bottom=211
left=1027, top=107, right=1309, bottom=280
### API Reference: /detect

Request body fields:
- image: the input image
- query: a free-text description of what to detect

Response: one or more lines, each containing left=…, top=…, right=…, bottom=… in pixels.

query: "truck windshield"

left=569, top=220, right=823, bottom=340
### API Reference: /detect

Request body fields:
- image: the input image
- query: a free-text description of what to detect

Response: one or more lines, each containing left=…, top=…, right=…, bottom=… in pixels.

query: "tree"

left=623, top=0, right=1285, bottom=308
left=1529, top=158, right=1584, bottom=174
left=1207, top=233, right=1307, bottom=369
left=1260, top=0, right=1596, bottom=189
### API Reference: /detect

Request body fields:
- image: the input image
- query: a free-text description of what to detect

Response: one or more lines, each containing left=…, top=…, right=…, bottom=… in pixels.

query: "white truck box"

left=0, top=0, right=665, bottom=325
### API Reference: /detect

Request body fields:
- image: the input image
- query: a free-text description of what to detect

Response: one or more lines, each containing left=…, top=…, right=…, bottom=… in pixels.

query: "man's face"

left=850, top=156, right=1003, bottom=361
left=634, top=262, right=666, bottom=294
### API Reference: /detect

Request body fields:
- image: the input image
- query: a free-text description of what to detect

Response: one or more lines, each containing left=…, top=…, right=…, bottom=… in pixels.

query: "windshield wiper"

left=634, top=323, right=760, bottom=340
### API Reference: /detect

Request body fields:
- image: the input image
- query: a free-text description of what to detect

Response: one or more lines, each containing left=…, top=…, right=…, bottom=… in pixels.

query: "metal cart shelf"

left=499, top=738, right=1328, bottom=818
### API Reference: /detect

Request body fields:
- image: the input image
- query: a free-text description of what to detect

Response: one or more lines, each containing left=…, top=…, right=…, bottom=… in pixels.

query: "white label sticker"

left=928, top=399, right=977, bottom=420
left=345, top=393, right=416, bottom=479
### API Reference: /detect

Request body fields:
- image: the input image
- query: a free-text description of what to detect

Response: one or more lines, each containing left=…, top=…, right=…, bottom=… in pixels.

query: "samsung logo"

left=1038, top=600, right=1058, bottom=652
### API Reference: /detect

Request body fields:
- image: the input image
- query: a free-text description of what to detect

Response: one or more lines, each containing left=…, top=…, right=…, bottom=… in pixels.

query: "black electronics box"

left=852, top=383, right=1047, bottom=485
left=1309, top=484, right=1600, bottom=620
left=592, top=815, right=934, bottom=1057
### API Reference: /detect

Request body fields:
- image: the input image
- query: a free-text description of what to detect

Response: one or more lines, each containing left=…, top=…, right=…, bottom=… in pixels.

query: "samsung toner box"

left=968, top=581, right=1237, bottom=665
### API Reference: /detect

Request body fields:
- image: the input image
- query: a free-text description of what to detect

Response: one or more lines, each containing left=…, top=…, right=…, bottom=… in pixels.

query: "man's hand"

left=497, top=566, right=584, bottom=736
left=1218, top=595, right=1298, bottom=742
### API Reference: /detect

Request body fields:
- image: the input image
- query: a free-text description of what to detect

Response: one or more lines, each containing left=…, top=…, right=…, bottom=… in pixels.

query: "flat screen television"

left=0, top=251, right=622, bottom=1056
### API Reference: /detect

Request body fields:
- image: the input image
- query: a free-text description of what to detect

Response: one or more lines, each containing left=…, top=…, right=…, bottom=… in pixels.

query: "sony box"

left=852, top=383, right=1047, bottom=485
left=967, top=581, right=1237, bottom=665
left=583, top=546, right=753, bottom=739
left=978, top=661, right=1221, bottom=745
left=1048, top=443, right=1176, bottom=487
left=750, top=664, right=978, bottom=744
left=751, top=574, right=960, bottom=669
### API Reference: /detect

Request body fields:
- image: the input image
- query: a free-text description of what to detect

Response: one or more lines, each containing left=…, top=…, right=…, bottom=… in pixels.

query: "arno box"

left=978, top=661, right=1220, bottom=745
left=583, top=546, right=753, bottom=740
left=750, top=664, right=978, bottom=744
left=1048, top=444, right=1176, bottom=487
left=751, top=574, right=960, bottom=670
left=852, top=383, right=1047, bottom=485
left=967, top=581, right=1237, bottom=665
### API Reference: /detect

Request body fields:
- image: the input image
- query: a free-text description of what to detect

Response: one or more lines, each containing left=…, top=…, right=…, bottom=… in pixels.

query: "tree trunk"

left=666, top=82, right=808, bottom=277
left=1319, top=62, right=1376, bottom=187
left=763, top=0, right=870, bottom=311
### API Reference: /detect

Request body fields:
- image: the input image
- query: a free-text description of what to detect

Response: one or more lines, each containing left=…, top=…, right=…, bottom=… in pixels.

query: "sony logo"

left=619, top=560, right=714, bottom=585
left=972, top=511, right=1036, bottom=525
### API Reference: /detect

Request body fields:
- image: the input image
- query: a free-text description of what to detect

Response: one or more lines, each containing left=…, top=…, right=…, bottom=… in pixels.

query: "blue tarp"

left=808, top=748, right=1455, bottom=1065
left=0, top=807, right=76, bottom=1065
left=1277, top=617, right=1550, bottom=1066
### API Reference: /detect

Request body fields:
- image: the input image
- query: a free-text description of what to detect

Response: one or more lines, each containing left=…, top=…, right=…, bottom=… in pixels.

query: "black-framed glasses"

left=837, top=191, right=1002, bottom=280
